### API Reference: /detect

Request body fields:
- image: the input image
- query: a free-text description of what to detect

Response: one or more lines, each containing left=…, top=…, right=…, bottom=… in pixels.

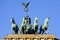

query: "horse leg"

left=39, top=29, right=41, bottom=34
left=42, top=30, right=44, bottom=34
left=40, top=30, right=42, bottom=34
left=15, top=30, right=18, bottom=34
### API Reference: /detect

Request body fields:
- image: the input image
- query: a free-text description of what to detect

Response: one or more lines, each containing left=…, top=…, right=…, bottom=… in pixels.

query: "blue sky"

left=0, top=0, right=60, bottom=38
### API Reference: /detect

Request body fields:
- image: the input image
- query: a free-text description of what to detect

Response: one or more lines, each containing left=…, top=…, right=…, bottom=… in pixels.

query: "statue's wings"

left=26, top=2, right=30, bottom=8
left=22, top=2, right=25, bottom=6
left=22, top=2, right=30, bottom=8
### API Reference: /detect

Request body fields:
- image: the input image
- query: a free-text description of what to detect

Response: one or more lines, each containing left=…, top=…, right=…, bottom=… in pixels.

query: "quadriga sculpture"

left=32, top=17, right=38, bottom=34
left=20, top=16, right=31, bottom=34
left=39, top=17, right=50, bottom=34
left=11, top=18, right=19, bottom=34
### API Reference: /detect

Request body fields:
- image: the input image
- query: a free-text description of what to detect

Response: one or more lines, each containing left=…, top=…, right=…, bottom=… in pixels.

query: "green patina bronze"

left=11, top=2, right=50, bottom=34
